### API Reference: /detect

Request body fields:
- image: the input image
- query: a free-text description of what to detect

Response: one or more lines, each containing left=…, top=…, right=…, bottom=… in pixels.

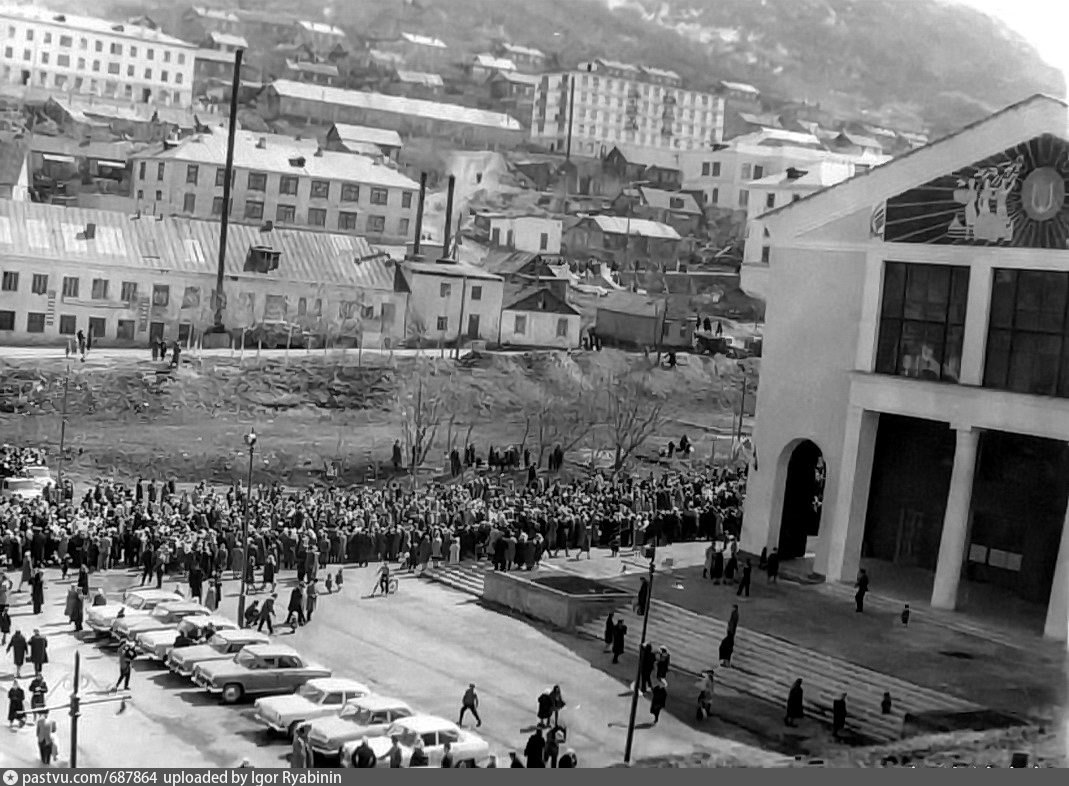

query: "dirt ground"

left=1, top=348, right=756, bottom=487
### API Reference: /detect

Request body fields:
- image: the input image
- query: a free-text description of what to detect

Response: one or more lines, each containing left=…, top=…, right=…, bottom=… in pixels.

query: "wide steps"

left=579, top=600, right=980, bottom=743
left=427, top=563, right=488, bottom=596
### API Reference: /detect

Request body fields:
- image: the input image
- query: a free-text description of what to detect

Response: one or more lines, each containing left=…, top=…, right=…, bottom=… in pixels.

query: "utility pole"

left=454, top=275, right=469, bottom=360
left=734, top=368, right=748, bottom=455
left=237, top=428, right=256, bottom=627
left=623, top=551, right=656, bottom=764
left=211, top=48, right=243, bottom=332
left=56, top=363, right=70, bottom=502
left=565, top=74, right=576, bottom=163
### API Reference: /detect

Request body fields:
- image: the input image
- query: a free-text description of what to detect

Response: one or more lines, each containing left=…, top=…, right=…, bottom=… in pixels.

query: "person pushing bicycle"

left=372, top=562, right=392, bottom=597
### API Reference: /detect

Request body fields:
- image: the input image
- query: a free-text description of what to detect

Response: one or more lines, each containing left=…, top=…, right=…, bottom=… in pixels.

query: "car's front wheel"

left=221, top=683, right=244, bottom=704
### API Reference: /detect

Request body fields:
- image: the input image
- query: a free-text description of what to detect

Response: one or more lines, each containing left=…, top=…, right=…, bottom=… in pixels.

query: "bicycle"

left=369, top=576, right=399, bottom=597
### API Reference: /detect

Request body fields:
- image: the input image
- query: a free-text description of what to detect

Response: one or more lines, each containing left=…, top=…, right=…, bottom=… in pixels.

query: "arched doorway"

left=778, top=440, right=826, bottom=560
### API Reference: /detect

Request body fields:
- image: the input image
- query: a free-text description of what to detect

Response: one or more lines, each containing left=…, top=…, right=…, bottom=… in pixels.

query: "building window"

left=402, top=191, right=413, bottom=208
left=0, top=310, right=13, bottom=331
left=107, top=62, right=120, bottom=75
left=470, top=285, right=482, bottom=301
left=875, top=262, right=968, bottom=384
left=215, top=167, right=226, bottom=187
left=514, top=314, right=527, bottom=334
left=310, top=180, right=330, bottom=199
left=436, top=316, right=448, bottom=331
left=147, top=48, right=153, bottom=60
left=1, top=271, right=18, bottom=291
left=91, top=279, right=109, bottom=299
left=440, top=282, right=452, bottom=298
left=765, top=193, right=776, bottom=209
left=307, top=208, right=327, bottom=227
left=161, top=70, right=168, bottom=82
left=338, top=212, right=358, bottom=231
left=982, top=269, right=1069, bottom=398
left=62, top=276, right=79, bottom=298
left=367, top=215, right=386, bottom=233
left=399, top=218, right=410, bottom=236
left=361, top=304, right=375, bottom=320
left=211, top=197, right=226, bottom=216
left=186, top=164, right=199, bottom=184
left=155, top=190, right=162, bottom=202
left=370, top=188, right=388, bottom=205
left=152, top=285, right=170, bottom=307
left=247, top=172, right=267, bottom=192
left=340, top=183, right=359, bottom=202
left=157, top=162, right=165, bottom=180
left=741, top=163, right=752, bottom=180
left=121, top=281, right=138, bottom=301
left=26, top=313, right=45, bottom=333
left=556, top=318, right=570, bottom=337
left=117, top=319, right=135, bottom=340
left=753, top=165, right=765, bottom=179
left=88, top=317, right=106, bottom=338
left=738, top=189, right=748, bottom=207
left=276, top=204, right=296, bottom=223
left=279, top=175, right=298, bottom=196
left=539, top=232, right=549, bottom=251
left=244, top=201, right=264, bottom=220
left=95, top=41, right=102, bottom=52
left=381, top=302, right=396, bottom=325
left=59, top=315, right=76, bottom=335
left=164, top=51, right=170, bottom=63
left=126, top=65, right=134, bottom=77
left=57, top=54, right=69, bottom=67
left=181, top=193, right=195, bottom=213
left=701, top=162, right=710, bottom=176
left=760, top=245, right=770, bottom=264
left=297, top=297, right=307, bottom=317
left=31, top=274, right=48, bottom=295
left=708, top=188, right=719, bottom=205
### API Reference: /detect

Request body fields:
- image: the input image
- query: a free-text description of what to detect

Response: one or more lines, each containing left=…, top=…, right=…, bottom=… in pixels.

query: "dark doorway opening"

left=778, top=440, right=825, bottom=559
left=149, top=321, right=164, bottom=342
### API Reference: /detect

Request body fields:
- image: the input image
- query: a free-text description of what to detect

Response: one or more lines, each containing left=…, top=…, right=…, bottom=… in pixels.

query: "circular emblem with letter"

left=1021, top=167, right=1066, bottom=222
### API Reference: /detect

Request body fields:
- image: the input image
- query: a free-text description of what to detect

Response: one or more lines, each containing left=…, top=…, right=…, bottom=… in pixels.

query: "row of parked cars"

left=86, top=586, right=492, bottom=767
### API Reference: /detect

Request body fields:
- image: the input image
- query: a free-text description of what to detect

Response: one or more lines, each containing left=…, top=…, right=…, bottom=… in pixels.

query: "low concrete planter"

left=482, top=570, right=632, bottom=632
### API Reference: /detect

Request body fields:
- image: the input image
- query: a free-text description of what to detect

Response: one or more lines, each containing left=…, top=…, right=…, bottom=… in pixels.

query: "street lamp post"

left=56, top=363, right=71, bottom=502
left=236, top=428, right=256, bottom=627
left=623, top=548, right=656, bottom=764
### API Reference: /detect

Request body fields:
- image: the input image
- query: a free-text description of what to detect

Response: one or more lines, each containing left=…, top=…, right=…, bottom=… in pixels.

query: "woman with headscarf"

left=6, top=629, right=27, bottom=678
left=7, top=678, right=26, bottom=727
left=603, top=612, right=615, bottom=653
left=650, top=677, right=668, bottom=725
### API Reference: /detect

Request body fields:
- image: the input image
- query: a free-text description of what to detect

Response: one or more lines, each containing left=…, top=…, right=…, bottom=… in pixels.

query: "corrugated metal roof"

left=329, top=123, right=403, bottom=149
left=403, top=260, right=502, bottom=282
left=597, top=290, right=692, bottom=319
left=48, top=96, right=199, bottom=128
left=473, top=54, right=516, bottom=71
left=208, top=31, right=248, bottom=49
left=491, top=71, right=540, bottom=86
left=394, top=70, right=444, bottom=88
left=0, top=5, right=194, bottom=48
left=0, top=200, right=395, bottom=289
left=141, top=128, right=419, bottom=188
left=400, top=32, right=446, bottom=48
left=500, top=43, right=544, bottom=58
left=195, top=48, right=238, bottom=65
left=590, top=215, right=681, bottom=240
left=268, top=80, right=522, bottom=131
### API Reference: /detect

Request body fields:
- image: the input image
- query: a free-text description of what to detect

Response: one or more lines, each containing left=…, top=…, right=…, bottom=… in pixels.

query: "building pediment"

left=883, top=133, right=1069, bottom=249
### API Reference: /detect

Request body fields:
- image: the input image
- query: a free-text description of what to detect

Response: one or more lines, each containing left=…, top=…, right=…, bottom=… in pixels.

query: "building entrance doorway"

left=777, top=440, right=825, bottom=559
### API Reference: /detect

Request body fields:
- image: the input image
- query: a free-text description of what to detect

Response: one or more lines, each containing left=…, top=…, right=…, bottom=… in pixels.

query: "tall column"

left=820, top=406, right=879, bottom=582
left=1043, top=499, right=1069, bottom=644
left=958, top=264, right=993, bottom=386
left=931, top=426, right=980, bottom=610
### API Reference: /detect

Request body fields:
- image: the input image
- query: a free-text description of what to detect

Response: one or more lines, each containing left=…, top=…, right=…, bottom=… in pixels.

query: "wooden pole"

left=56, top=363, right=70, bottom=502
left=212, top=48, right=243, bottom=332
left=70, top=650, right=81, bottom=768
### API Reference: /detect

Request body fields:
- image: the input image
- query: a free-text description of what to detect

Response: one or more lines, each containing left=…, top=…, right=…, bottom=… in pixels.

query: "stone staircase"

left=577, top=601, right=981, bottom=744
left=426, top=561, right=491, bottom=596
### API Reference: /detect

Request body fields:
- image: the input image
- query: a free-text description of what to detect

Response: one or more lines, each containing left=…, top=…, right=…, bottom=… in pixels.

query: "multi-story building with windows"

left=530, top=58, right=725, bottom=155
left=129, top=129, right=420, bottom=244
left=741, top=95, right=1069, bottom=644
left=0, top=5, right=195, bottom=105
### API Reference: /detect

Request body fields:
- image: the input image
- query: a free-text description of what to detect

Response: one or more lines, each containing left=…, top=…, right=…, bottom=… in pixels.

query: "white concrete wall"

left=499, top=309, right=579, bottom=348
left=488, top=216, right=562, bottom=254
left=406, top=273, right=503, bottom=344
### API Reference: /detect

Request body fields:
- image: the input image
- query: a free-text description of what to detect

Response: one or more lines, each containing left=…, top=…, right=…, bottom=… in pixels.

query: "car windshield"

left=5, top=479, right=37, bottom=490
left=209, top=637, right=230, bottom=654
left=150, top=606, right=171, bottom=619
left=234, top=649, right=258, bottom=667
left=298, top=685, right=325, bottom=702
left=343, top=707, right=373, bottom=724
left=388, top=725, right=421, bottom=747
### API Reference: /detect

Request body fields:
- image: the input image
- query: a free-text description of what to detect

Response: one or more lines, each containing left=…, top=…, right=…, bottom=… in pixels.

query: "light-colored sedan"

left=167, top=629, right=271, bottom=679
left=193, top=644, right=332, bottom=704
left=85, top=589, right=184, bottom=636
left=136, top=614, right=237, bottom=661
left=254, top=678, right=370, bottom=739
left=111, top=601, right=211, bottom=642
left=305, top=696, right=414, bottom=763
left=340, top=715, right=490, bottom=768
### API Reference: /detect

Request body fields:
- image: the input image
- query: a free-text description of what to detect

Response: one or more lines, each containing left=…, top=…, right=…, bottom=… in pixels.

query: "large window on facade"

left=875, top=262, right=968, bottom=383
left=983, top=269, right=1069, bottom=397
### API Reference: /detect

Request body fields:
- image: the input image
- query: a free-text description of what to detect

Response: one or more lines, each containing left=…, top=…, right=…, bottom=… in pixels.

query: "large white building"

left=530, top=58, right=725, bottom=155
left=742, top=94, right=1069, bottom=644
left=0, top=5, right=196, bottom=105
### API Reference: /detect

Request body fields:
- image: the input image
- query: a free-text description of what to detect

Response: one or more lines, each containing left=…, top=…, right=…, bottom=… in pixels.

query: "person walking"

left=549, top=685, right=566, bottom=726
left=900, top=604, right=910, bottom=626
left=784, top=678, right=804, bottom=727
left=611, top=618, right=628, bottom=664
left=650, top=677, right=668, bottom=725
left=1, top=606, right=12, bottom=647
left=832, top=692, right=848, bottom=740
left=719, top=631, right=735, bottom=667
left=36, top=710, right=57, bottom=765
left=696, top=670, right=715, bottom=721
left=855, top=569, right=869, bottom=613
left=603, top=612, right=615, bottom=653
left=524, top=727, right=546, bottom=768
left=736, top=559, right=752, bottom=597
left=28, top=629, right=47, bottom=675
left=257, top=594, right=276, bottom=634
left=28, top=673, right=47, bottom=718
left=7, top=679, right=26, bottom=728
left=727, top=604, right=740, bottom=638
left=114, top=639, right=136, bottom=692
left=635, top=577, right=649, bottom=616
left=638, top=642, right=655, bottom=693
left=290, top=726, right=311, bottom=769
left=458, top=683, right=481, bottom=727
left=6, top=628, right=27, bottom=677
left=387, top=736, right=403, bottom=768
left=305, top=579, right=318, bottom=623
left=30, top=568, right=45, bottom=615
left=766, top=549, right=780, bottom=583
left=286, top=583, right=306, bottom=629
left=655, top=646, right=671, bottom=682
left=881, top=692, right=893, bottom=715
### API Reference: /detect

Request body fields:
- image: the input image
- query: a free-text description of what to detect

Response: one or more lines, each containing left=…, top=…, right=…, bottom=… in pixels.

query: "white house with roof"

left=325, top=124, right=403, bottom=160
left=495, top=42, right=546, bottom=72
left=129, top=128, right=420, bottom=244
left=563, top=215, right=681, bottom=265
left=0, top=199, right=408, bottom=346
left=400, top=259, right=503, bottom=344
left=0, top=5, right=196, bottom=105
left=377, top=32, right=450, bottom=72
left=478, top=213, right=562, bottom=254
left=499, top=284, right=581, bottom=348
left=205, top=31, right=247, bottom=53
left=294, top=20, right=346, bottom=53
left=470, top=53, right=516, bottom=81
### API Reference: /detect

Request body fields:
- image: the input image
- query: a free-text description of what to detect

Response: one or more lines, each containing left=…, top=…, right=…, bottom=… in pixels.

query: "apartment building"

left=494, top=42, right=546, bottom=73
left=530, top=58, right=726, bottom=155
left=129, top=129, right=420, bottom=244
left=376, top=33, right=451, bottom=72
left=0, top=5, right=196, bottom=105
left=294, top=20, right=347, bottom=54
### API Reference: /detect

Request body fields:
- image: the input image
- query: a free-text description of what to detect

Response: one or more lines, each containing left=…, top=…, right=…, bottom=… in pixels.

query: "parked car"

left=166, top=629, right=271, bottom=679
left=254, top=678, right=370, bottom=739
left=305, top=696, right=414, bottom=763
left=1, top=477, right=43, bottom=501
left=135, top=614, right=237, bottom=661
left=19, top=465, right=55, bottom=489
left=193, top=644, right=331, bottom=704
left=111, top=601, right=211, bottom=642
left=340, top=715, right=490, bottom=768
left=85, top=589, right=184, bottom=636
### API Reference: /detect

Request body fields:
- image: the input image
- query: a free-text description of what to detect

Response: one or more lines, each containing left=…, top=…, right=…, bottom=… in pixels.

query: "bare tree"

left=600, top=374, right=666, bottom=475
left=532, top=393, right=597, bottom=469
left=397, top=360, right=451, bottom=485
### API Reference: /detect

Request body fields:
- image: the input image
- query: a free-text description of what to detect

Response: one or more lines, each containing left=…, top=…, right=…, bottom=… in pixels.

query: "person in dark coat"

left=611, top=619, right=628, bottom=664
left=635, top=577, right=649, bottom=616
left=649, top=678, right=668, bottom=724
left=855, top=569, right=869, bottom=613
left=718, top=632, right=735, bottom=667
left=6, top=629, right=27, bottom=677
left=523, top=728, right=546, bottom=768
left=508, top=752, right=524, bottom=768
left=727, top=604, right=740, bottom=638
left=77, top=564, right=89, bottom=595
left=30, top=569, right=45, bottom=614
left=28, top=673, right=47, bottom=717
left=784, top=678, right=804, bottom=726
left=0, top=606, right=10, bottom=646
left=711, top=549, right=724, bottom=584
left=881, top=692, right=893, bottom=715
left=638, top=642, right=655, bottom=693
left=655, top=647, right=671, bottom=681
left=737, top=559, right=752, bottom=597
left=832, top=693, right=848, bottom=739
left=285, top=584, right=306, bottom=629
left=766, top=548, right=780, bottom=583
left=603, top=612, right=615, bottom=653
left=536, top=691, right=554, bottom=728
left=28, top=629, right=48, bottom=675
left=557, top=749, right=577, bottom=768
left=7, top=679, right=26, bottom=727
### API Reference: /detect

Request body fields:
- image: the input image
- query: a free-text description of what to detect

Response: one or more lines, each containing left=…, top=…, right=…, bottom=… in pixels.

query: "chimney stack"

left=441, top=175, right=456, bottom=262
left=412, top=171, right=427, bottom=258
